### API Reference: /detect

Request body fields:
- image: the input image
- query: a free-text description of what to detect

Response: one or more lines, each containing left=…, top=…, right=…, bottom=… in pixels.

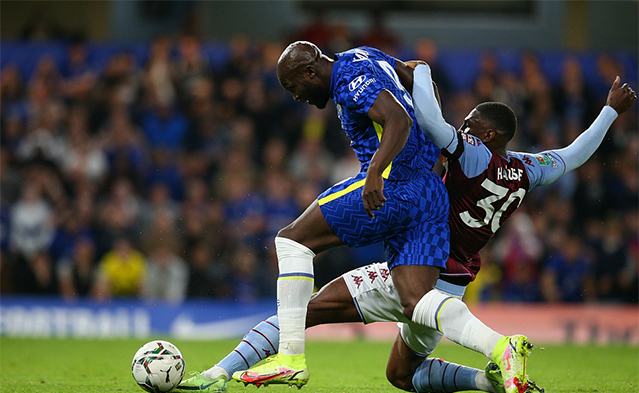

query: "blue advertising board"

left=0, top=296, right=277, bottom=339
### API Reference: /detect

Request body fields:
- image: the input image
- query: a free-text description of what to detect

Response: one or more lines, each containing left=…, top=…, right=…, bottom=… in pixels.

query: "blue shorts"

left=318, top=171, right=450, bottom=270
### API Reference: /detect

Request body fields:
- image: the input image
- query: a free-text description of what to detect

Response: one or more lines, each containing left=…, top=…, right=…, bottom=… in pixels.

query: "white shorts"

left=341, top=262, right=465, bottom=357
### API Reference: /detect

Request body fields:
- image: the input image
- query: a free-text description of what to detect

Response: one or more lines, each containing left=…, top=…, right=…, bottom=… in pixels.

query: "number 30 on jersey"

left=459, top=179, right=526, bottom=233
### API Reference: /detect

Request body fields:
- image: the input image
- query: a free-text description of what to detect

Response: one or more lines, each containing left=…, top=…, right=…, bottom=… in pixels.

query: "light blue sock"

left=412, top=358, right=480, bottom=393
left=216, top=315, right=280, bottom=375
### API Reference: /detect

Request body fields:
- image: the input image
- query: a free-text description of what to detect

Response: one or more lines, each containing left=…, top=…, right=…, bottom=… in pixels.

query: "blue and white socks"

left=204, top=315, right=281, bottom=380
left=412, top=358, right=496, bottom=393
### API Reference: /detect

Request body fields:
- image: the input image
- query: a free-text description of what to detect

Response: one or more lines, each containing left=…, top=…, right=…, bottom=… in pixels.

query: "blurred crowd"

left=1, top=23, right=637, bottom=304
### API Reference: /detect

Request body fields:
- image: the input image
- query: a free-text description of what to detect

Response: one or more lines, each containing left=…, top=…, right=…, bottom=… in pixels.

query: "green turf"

left=1, top=338, right=637, bottom=392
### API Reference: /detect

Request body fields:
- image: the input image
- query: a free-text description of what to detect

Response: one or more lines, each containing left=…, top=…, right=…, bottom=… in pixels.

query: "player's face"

left=459, top=109, right=490, bottom=140
left=280, top=74, right=330, bottom=109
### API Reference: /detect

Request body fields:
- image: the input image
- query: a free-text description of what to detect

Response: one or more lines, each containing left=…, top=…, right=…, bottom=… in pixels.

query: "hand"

left=362, top=172, right=386, bottom=219
left=606, top=76, right=637, bottom=114
left=405, top=60, right=427, bottom=70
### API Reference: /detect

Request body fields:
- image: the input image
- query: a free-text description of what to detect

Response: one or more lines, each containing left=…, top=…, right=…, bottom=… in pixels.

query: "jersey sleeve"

left=513, top=105, right=618, bottom=189
left=412, top=63, right=458, bottom=153
left=510, top=151, right=566, bottom=189
left=455, top=133, right=492, bottom=178
left=552, top=106, right=618, bottom=172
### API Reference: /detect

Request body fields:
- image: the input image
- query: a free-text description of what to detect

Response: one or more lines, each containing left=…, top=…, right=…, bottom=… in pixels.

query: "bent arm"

left=411, top=64, right=458, bottom=153
left=362, top=89, right=412, bottom=217
left=367, top=89, right=413, bottom=176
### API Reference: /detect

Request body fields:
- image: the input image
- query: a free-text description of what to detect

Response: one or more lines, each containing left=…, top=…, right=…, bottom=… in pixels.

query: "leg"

left=386, top=333, right=425, bottom=391
left=278, top=200, right=342, bottom=253
left=408, top=285, right=532, bottom=393
left=275, top=200, right=342, bottom=354
left=306, top=276, right=361, bottom=327
left=236, top=173, right=420, bottom=387
left=180, top=276, right=359, bottom=392
left=387, top=217, right=513, bottom=385
left=390, top=265, right=441, bottom=319
left=388, top=328, right=499, bottom=393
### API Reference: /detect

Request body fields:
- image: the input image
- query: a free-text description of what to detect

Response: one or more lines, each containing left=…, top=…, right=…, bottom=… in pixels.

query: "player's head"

left=460, top=102, right=517, bottom=149
left=277, top=41, right=332, bottom=109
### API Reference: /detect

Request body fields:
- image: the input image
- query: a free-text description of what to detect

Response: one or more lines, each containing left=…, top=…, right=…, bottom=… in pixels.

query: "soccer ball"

left=131, top=340, right=185, bottom=393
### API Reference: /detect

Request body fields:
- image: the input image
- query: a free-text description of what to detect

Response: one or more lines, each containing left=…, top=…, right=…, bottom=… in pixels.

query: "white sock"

left=411, top=289, right=502, bottom=359
left=275, top=237, right=315, bottom=356
left=203, top=365, right=229, bottom=381
left=476, top=371, right=497, bottom=393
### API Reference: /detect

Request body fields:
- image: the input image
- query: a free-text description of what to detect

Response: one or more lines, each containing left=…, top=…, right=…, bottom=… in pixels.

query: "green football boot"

left=175, top=372, right=227, bottom=392
left=485, top=361, right=545, bottom=393
left=232, top=353, right=309, bottom=389
left=491, top=335, right=533, bottom=393
left=485, top=361, right=506, bottom=393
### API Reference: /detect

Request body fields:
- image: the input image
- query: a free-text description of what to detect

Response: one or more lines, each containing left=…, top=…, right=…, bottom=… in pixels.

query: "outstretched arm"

left=554, top=77, right=636, bottom=172
left=524, top=77, right=636, bottom=188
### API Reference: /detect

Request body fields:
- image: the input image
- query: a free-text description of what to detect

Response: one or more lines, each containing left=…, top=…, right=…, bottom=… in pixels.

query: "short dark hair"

left=475, top=102, right=517, bottom=141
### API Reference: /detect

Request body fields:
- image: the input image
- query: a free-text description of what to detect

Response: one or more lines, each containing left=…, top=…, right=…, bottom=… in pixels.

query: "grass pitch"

left=0, top=338, right=637, bottom=392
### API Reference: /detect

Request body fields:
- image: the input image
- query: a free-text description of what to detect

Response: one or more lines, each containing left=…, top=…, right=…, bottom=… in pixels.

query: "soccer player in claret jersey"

left=176, top=62, right=636, bottom=392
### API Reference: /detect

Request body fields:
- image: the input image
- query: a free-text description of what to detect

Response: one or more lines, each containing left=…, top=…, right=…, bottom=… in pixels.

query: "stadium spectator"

left=144, top=35, right=176, bottom=108
left=142, top=243, right=189, bottom=303
left=20, top=250, right=58, bottom=295
left=57, top=236, right=99, bottom=300
left=9, top=180, right=55, bottom=263
left=186, top=240, right=232, bottom=298
left=93, top=237, right=146, bottom=299
left=229, top=245, right=275, bottom=301
left=174, top=33, right=211, bottom=111
left=359, top=12, right=401, bottom=55
left=540, top=234, right=594, bottom=303
left=295, top=10, right=334, bottom=52
left=61, top=38, right=97, bottom=104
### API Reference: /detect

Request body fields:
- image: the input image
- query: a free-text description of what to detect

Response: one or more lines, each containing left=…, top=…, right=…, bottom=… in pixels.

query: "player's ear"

left=305, top=65, right=315, bottom=78
left=483, top=128, right=496, bottom=143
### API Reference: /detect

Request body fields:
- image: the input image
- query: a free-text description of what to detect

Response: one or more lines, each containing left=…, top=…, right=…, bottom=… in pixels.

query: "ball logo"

left=349, top=75, right=367, bottom=91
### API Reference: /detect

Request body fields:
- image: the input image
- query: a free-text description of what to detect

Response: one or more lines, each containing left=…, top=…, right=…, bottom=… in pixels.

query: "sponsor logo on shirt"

left=352, top=78, right=376, bottom=102
left=349, top=75, right=367, bottom=91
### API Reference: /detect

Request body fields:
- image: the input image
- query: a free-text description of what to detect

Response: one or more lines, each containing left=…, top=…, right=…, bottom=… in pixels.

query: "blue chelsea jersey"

left=330, top=47, right=440, bottom=180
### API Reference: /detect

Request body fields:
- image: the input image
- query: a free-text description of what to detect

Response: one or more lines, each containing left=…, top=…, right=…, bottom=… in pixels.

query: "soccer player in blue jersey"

left=176, top=56, right=635, bottom=392
left=238, top=41, right=451, bottom=387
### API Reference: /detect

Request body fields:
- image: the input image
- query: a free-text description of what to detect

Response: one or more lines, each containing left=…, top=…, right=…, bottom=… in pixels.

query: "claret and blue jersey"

left=441, top=131, right=568, bottom=285
left=329, top=47, right=441, bottom=180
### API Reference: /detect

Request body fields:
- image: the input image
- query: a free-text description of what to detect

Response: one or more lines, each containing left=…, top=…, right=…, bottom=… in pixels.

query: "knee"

left=386, top=367, right=415, bottom=392
left=276, top=226, right=294, bottom=240
left=401, top=287, right=438, bottom=321
left=402, top=304, right=416, bottom=321
left=401, top=292, right=427, bottom=321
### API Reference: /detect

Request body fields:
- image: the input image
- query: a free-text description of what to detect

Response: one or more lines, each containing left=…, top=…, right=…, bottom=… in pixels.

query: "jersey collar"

left=329, top=53, right=345, bottom=98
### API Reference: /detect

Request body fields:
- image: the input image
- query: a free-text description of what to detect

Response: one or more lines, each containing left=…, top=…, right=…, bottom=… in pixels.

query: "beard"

left=303, top=82, right=330, bottom=109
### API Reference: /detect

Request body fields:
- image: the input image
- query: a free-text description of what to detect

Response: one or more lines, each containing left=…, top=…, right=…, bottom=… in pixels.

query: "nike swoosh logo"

left=200, top=382, right=215, bottom=389
left=241, top=370, right=293, bottom=382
